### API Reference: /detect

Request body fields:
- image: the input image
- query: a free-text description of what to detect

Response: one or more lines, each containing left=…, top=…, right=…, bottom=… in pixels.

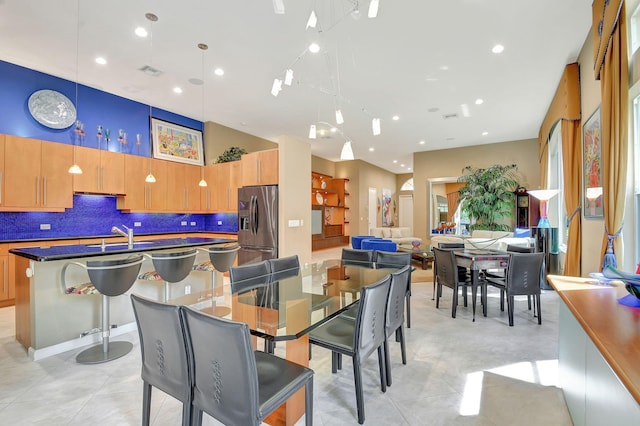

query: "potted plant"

left=457, top=164, right=520, bottom=231
left=216, top=146, right=247, bottom=163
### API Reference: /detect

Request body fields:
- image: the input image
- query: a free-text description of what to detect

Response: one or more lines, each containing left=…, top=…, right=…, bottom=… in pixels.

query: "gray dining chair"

left=384, top=265, right=410, bottom=387
left=181, top=306, right=314, bottom=426
left=341, top=247, right=375, bottom=264
left=433, top=242, right=467, bottom=300
left=229, top=260, right=271, bottom=283
left=130, top=294, right=192, bottom=426
left=268, top=254, right=300, bottom=272
left=375, top=251, right=412, bottom=327
left=486, top=252, right=544, bottom=326
left=433, top=247, right=473, bottom=318
left=309, top=274, right=391, bottom=424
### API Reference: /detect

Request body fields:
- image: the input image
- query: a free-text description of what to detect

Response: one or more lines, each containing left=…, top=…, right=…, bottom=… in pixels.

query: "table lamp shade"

left=528, top=189, right=560, bottom=228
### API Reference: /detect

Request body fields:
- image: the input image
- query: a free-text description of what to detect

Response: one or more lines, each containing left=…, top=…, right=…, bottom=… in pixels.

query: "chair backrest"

left=130, top=294, right=191, bottom=404
left=386, top=266, right=410, bottom=337
left=437, top=242, right=464, bottom=249
left=432, top=247, right=458, bottom=289
left=86, top=255, right=144, bottom=296
left=341, top=248, right=375, bottom=264
left=229, top=260, right=271, bottom=283
left=268, top=255, right=300, bottom=273
left=353, top=274, right=391, bottom=362
left=506, top=244, right=533, bottom=253
left=506, top=252, right=544, bottom=296
left=375, top=251, right=411, bottom=269
left=181, top=306, right=261, bottom=426
left=151, top=249, right=198, bottom=283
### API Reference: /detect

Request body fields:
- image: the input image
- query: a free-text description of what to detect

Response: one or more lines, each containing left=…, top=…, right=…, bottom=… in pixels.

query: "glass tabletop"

left=169, top=260, right=396, bottom=342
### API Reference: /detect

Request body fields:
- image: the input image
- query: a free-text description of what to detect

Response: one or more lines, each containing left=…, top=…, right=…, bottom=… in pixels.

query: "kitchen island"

left=548, top=275, right=640, bottom=425
left=10, top=236, right=236, bottom=360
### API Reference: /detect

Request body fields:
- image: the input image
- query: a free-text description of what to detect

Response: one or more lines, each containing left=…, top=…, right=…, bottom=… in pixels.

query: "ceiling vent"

left=442, top=113, right=458, bottom=120
left=139, top=65, right=163, bottom=77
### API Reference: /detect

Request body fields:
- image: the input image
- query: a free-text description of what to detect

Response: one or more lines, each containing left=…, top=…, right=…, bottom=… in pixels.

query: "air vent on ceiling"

left=139, top=65, right=163, bottom=77
left=442, top=113, right=458, bottom=120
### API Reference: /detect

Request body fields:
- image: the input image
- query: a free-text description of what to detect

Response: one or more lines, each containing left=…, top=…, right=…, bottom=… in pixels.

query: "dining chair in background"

left=130, top=294, right=193, bottom=426
left=375, top=251, right=413, bottom=328
left=229, top=259, right=271, bottom=283
left=433, top=242, right=466, bottom=300
left=182, top=306, right=314, bottom=426
left=433, top=247, right=473, bottom=318
left=268, top=254, right=300, bottom=272
left=486, top=252, right=544, bottom=326
left=338, top=248, right=375, bottom=305
left=309, top=275, right=391, bottom=424
left=341, top=247, right=375, bottom=264
left=384, top=265, right=410, bottom=387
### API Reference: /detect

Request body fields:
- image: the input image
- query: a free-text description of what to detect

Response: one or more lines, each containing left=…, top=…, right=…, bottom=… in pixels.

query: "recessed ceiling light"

left=482, top=131, right=489, bottom=136
left=475, top=98, right=484, bottom=105
left=214, top=68, right=224, bottom=76
left=173, top=87, right=183, bottom=94
left=440, top=65, right=449, bottom=71
left=308, top=43, right=320, bottom=53
left=330, top=127, right=337, bottom=133
left=135, top=27, right=148, bottom=37
left=393, top=160, right=398, bottom=164
left=407, top=168, right=412, bottom=171
left=492, top=44, right=504, bottom=54
left=95, top=57, right=107, bottom=65
left=400, top=164, right=405, bottom=167
left=392, top=115, right=400, bottom=121
left=319, top=129, right=326, bottom=136
left=419, top=140, right=425, bottom=145
left=369, top=147, right=375, bottom=152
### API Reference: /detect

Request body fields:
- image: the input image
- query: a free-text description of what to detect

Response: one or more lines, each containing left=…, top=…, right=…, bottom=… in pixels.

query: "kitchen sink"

left=86, top=241, right=156, bottom=248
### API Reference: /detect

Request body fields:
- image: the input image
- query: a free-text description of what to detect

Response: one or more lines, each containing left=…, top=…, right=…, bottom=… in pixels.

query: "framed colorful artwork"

left=151, top=118, right=204, bottom=166
left=382, top=188, right=392, bottom=226
left=583, top=107, right=603, bottom=218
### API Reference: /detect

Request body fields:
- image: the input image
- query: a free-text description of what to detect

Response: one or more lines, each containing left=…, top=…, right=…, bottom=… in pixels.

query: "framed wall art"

left=151, top=118, right=204, bottom=166
left=583, top=107, right=603, bottom=218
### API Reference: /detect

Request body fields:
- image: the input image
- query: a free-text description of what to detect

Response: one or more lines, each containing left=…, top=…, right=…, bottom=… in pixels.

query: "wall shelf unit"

left=311, top=172, right=349, bottom=250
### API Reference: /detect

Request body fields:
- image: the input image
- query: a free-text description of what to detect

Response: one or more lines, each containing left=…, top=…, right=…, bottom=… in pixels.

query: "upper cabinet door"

left=2, top=136, right=72, bottom=210
left=100, top=150, right=125, bottom=195
left=73, top=147, right=125, bottom=195
left=241, top=149, right=278, bottom=186
left=0, top=135, right=5, bottom=207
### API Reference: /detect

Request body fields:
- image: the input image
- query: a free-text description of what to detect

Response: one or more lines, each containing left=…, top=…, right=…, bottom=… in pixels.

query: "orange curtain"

left=561, top=120, right=582, bottom=276
left=446, top=191, right=459, bottom=222
left=599, top=5, right=628, bottom=268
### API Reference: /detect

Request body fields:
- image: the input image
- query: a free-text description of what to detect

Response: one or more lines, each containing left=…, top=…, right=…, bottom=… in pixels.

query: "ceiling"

left=0, top=0, right=592, bottom=173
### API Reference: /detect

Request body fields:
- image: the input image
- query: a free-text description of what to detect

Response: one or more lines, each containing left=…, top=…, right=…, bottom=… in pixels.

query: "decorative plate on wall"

left=28, top=89, right=77, bottom=129
left=315, top=192, right=323, bottom=205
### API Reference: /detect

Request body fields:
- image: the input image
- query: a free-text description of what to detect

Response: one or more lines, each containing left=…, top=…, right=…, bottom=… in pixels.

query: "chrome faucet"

left=111, top=225, right=134, bottom=247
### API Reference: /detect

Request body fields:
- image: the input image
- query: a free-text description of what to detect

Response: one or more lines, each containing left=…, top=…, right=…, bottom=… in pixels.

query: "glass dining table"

left=169, top=259, right=397, bottom=425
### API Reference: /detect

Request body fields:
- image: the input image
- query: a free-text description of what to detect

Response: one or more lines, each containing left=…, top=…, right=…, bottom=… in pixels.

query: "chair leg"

left=192, top=408, right=204, bottom=426
left=384, top=338, right=392, bottom=387
left=528, top=295, right=532, bottom=310
left=142, top=382, right=152, bottom=426
left=406, top=291, right=411, bottom=328
left=331, top=351, right=338, bottom=373
left=338, top=353, right=342, bottom=370
left=508, top=295, right=515, bottom=326
left=452, top=285, right=458, bottom=318
left=500, top=289, right=505, bottom=311
left=353, top=358, right=365, bottom=424
left=181, top=402, right=192, bottom=426
left=399, top=325, right=407, bottom=365
left=377, top=345, right=387, bottom=393
left=305, top=377, right=314, bottom=426
left=435, top=283, right=441, bottom=308
left=536, top=294, right=542, bottom=325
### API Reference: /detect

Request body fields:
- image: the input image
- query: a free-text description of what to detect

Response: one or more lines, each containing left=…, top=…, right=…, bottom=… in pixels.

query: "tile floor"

left=0, top=247, right=571, bottom=425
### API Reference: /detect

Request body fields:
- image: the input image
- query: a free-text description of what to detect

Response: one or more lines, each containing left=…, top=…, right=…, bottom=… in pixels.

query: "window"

left=547, top=123, right=567, bottom=250
left=400, top=178, right=414, bottom=191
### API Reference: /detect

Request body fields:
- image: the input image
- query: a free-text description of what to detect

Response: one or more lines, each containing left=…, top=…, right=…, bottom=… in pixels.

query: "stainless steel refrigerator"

left=237, top=185, right=278, bottom=265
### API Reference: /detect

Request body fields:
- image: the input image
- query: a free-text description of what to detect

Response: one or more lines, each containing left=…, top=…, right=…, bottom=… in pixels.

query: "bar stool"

left=61, top=255, right=144, bottom=364
left=193, top=242, right=240, bottom=286
left=139, top=249, right=198, bottom=302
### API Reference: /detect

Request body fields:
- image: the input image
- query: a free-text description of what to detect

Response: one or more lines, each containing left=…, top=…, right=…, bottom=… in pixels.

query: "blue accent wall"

left=0, top=59, right=237, bottom=241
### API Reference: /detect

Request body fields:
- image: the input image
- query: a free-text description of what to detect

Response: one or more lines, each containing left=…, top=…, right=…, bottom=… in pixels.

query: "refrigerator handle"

left=250, top=195, right=258, bottom=235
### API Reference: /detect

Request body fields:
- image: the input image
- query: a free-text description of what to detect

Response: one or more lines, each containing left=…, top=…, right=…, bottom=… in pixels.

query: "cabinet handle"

left=43, top=176, right=47, bottom=206
left=207, top=190, right=210, bottom=210
left=101, top=166, right=105, bottom=191
left=36, top=176, right=40, bottom=205
left=257, top=159, right=261, bottom=184
left=0, top=171, right=3, bottom=203
left=227, top=188, right=230, bottom=210
left=2, top=258, right=6, bottom=295
left=96, top=166, right=100, bottom=190
left=184, top=188, right=188, bottom=209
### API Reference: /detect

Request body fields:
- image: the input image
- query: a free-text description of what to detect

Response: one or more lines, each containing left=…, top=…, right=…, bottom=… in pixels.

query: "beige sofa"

left=431, top=230, right=532, bottom=251
left=369, top=227, right=422, bottom=248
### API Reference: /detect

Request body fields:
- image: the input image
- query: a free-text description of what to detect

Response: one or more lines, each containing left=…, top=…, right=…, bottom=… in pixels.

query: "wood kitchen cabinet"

left=117, top=155, right=167, bottom=211
left=2, top=135, right=73, bottom=211
left=241, top=149, right=278, bottom=186
left=0, top=244, right=10, bottom=308
left=0, top=135, right=4, bottom=207
left=214, top=161, right=242, bottom=212
left=200, top=164, right=216, bottom=211
left=166, top=161, right=201, bottom=212
left=73, top=146, right=125, bottom=195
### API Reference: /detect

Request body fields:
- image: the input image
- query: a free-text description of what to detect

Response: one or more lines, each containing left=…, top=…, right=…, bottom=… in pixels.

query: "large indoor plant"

left=457, top=164, right=520, bottom=231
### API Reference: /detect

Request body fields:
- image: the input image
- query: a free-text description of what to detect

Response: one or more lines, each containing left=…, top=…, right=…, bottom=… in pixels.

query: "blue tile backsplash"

left=0, top=194, right=237, bottom=241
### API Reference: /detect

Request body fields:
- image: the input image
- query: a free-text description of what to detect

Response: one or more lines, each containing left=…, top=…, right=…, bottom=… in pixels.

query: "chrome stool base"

left=76, top=341, right=133, bottom=364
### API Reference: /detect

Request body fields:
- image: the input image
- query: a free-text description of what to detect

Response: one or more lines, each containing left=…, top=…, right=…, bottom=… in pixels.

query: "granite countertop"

left=0, top=230, right=236, bottom=245
left=9, top=237, right=238, bottom=262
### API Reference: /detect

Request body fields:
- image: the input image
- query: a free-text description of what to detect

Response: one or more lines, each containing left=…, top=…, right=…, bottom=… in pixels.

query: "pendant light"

left=68, top=0, right=83, bottom=175
left=340, top=140, right=354, bottom=160
left=197, top=42, right=208, bottom=187
left=144, top=12, right=158, bottom=184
